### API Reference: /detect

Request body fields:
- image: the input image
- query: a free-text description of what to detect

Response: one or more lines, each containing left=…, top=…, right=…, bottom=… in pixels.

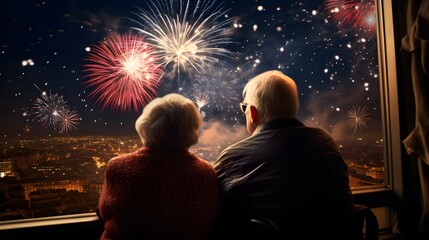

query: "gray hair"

left=135, top=93, right=202, bottom=151
left=243, top=70, right=299, bottom=123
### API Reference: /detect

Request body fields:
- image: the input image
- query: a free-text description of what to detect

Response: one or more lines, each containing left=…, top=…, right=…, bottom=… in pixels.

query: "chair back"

left=246, top=204, right=379, bottom=240
left=246, top=218, right=282, bottom=240
left=349, top=203, right=379, bottom=240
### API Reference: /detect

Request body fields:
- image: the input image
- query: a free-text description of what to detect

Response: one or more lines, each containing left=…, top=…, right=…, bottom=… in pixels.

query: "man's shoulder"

left=214, top=132, right=270, bottom=168
left=292, top=125, right=336, bottom=141
left=219, top=135, right=255, bottom=156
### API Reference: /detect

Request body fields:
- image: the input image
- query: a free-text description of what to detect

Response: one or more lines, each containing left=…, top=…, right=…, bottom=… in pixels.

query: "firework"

left=194, top=69, right=239, bottom=112
left=131, top=0, right=233, bottom=79
left=57, top=108, right=81, bottom=134
left=346, top=106, right=370, bottom=134
left=33, top=90, right=67, bottom=127
left=83, top=33, right=162, bottom=112
left=194, top=93, right=209, bottom=110
left=324, top=0, right=376, bottom=31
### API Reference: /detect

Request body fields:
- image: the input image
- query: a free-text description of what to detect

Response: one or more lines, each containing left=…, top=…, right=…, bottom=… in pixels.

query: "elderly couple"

left=97, top=70, right=354, bottom=239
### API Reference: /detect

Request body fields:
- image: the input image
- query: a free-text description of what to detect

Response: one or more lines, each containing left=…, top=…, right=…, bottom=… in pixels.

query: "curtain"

left=401, top=0, right=429, bottom=238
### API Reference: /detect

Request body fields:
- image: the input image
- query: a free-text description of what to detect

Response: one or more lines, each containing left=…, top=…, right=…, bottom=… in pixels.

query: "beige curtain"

left=401, top=0, right=429, bottom=238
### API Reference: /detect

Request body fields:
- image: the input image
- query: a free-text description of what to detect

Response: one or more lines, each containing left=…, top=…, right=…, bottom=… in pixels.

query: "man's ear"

left=249, top=105, right=258, bottom=124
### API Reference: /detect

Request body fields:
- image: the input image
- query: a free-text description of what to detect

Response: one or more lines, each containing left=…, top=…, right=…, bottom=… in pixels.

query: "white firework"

left=131, top=0, right=233, bottom=78
left=31, top=85, right=80, bottom=134
left=33, top=91, right=67, bottom=128
left=346, top=106, right=370, bottom=134
left=194, top=68, right=239, bottom=112
left=194, top=93, right=209, bottom=110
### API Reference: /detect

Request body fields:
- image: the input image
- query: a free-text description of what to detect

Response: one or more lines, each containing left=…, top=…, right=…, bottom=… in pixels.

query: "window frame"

left=351, top=0, right=402, bottom=235
left=350, top=0, right=400, bottom=199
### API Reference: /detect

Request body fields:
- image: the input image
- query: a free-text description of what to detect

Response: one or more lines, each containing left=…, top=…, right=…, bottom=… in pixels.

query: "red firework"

left=324, top=0, right=376, bottom=31
left=83, top=33, right=162, bottom=112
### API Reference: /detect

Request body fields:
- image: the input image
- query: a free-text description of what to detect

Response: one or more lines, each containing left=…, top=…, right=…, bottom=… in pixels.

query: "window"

left=0, top=0, right=399, bottom=226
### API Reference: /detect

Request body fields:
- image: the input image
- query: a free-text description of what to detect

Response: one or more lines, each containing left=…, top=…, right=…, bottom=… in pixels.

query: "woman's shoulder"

left=187, top=152, right=216, bottom=171
left=107, top=147, right=148, bottom=167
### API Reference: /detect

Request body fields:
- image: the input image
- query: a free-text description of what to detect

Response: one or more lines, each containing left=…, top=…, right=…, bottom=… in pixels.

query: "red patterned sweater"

left=98, top=147, right=219, bottom=240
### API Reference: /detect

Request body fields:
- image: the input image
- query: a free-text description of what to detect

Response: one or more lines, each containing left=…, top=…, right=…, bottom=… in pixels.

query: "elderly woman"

left=98, top=93, right=219, bottom=240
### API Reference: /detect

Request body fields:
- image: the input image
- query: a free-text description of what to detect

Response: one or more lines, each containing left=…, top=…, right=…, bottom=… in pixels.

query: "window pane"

left=0, top=0, right=384, bottom=221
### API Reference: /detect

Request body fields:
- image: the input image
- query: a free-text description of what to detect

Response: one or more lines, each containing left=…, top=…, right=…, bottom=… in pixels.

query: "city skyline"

left=1, top=131, right=384, bottom=220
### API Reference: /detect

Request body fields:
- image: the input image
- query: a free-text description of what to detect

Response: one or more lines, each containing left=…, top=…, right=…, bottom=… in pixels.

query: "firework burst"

left=83, top=32, right=162, bottom=112
left=131, top=0, right=233, bottom=81
left=57, top=108, right=81, bottom=134
left=346, top=106, right=370, bottom=134
left=33, top=90, right=67, bottom=128
left=324, top=0, right=376, bottom=31
left=31, top=85, right=81, bottom=134
left=194, top=93, right=209, bottom=110
left=194, top=68, right=239, bottom=113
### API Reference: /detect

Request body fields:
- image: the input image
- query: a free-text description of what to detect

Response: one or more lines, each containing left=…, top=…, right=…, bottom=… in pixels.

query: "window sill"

left=352, top=188, right=396, bottom=208
left=0, top=213, right=103, bottom=240
left=0, top=213, right=100, bottom=230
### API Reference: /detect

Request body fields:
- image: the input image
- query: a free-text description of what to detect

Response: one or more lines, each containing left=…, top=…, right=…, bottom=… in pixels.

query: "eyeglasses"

left=239, top=103, right=248, bottom=113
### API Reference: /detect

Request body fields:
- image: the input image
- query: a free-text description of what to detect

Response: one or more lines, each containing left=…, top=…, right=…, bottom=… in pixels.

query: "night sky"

left=0, top=0, right=382, bottom=145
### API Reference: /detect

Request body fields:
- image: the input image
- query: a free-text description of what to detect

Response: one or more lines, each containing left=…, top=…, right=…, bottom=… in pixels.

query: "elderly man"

left=212, top=70, right=354, bottom=239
